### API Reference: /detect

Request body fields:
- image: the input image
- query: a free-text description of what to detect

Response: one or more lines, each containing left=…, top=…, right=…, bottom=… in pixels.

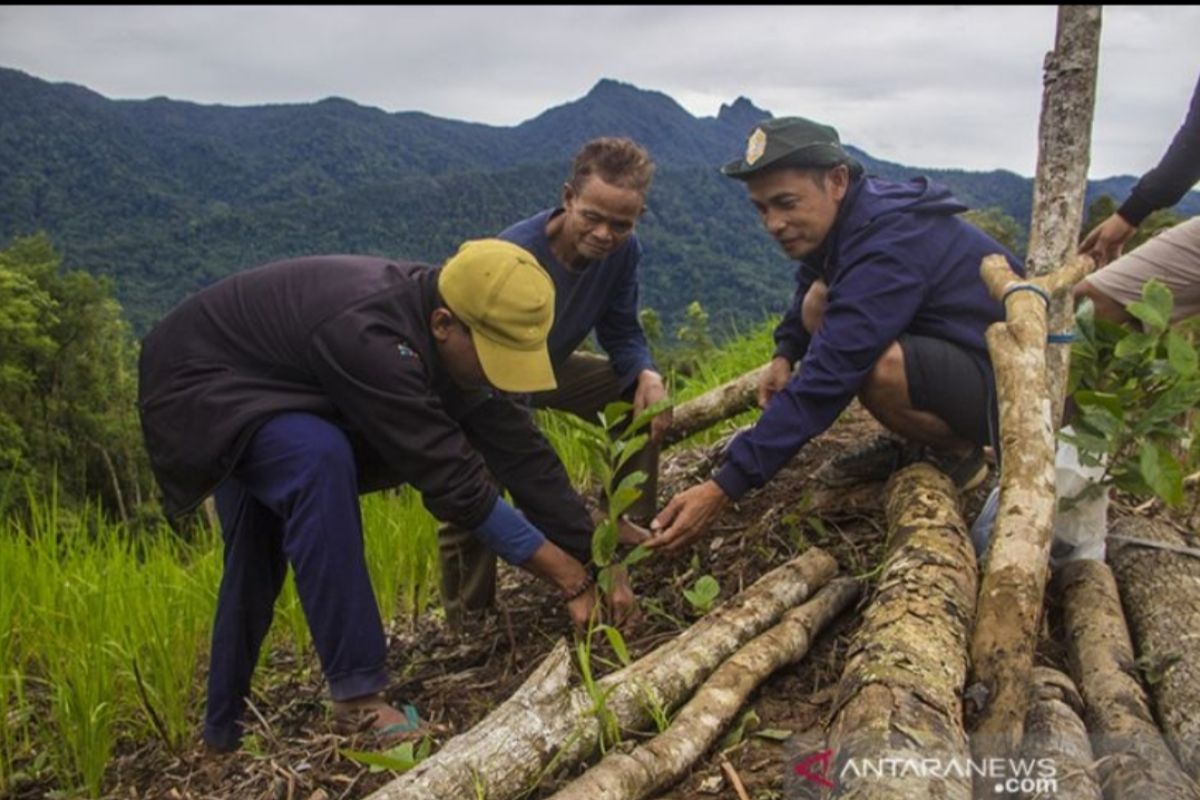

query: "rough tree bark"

left=1057, top=558, right=1199, bottom=798
left=1017, top=667, right=1101, bottom=800
left=546, top=577, right=860, bottom=800
left=368, top=548, right=839, bottom=800
left=824, top=464, right=976, bottom=799
left=966, top=252, right=1091, bottom=764
left=662, top=363, right=769, bottom=447
left=1108, top=516, right=1200, bottom=780
left=967, top=7, right=1100, bottom=765
left=1024, top=5, right=1101, bottom=414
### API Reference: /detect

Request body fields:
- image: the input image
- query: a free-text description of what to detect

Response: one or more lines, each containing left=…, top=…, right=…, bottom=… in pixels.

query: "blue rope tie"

left=1047, top=331, right=1078, bottom=344
left=1001, top=282, right=1051, bottom=308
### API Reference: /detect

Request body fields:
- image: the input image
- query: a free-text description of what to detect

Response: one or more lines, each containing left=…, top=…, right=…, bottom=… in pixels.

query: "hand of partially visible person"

left=605, top=564, right=641, bottom=630
left=1080, top=213, right=1137, bottom=268
left=757, top=356, right=794, bottom=409
left=645, top=479, right=730, bottom=553
left=564, top=580, right=599, bottom=631
left=617, top=515, right=651, bottom=545
left=634, top=369, right=673, bottom=443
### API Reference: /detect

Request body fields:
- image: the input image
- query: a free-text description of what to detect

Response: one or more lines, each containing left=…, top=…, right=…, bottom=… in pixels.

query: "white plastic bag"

left=1050, top=427, right=1108, bottom=565
left=968, top=427, right=1108, bottom=564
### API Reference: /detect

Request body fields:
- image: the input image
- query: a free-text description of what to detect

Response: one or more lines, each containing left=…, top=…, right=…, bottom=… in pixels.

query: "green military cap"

left=721, top=116, right=862, bottom=180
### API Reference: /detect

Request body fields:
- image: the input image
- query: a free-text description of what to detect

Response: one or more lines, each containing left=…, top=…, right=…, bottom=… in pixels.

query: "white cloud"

left=0, top=4, right=1197, bottom=177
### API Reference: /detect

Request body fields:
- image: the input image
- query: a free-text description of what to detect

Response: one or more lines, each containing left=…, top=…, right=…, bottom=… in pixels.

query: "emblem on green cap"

left=745, top=127, right=767, bottom=166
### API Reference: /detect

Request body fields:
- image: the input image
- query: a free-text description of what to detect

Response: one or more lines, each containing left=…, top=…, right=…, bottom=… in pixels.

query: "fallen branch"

left=546, top=577, right=859, bottom=800
left=826, top=464, right=976, bottom=800
left=1057, top=559, right=1198, bottom=798
left=1108, top=517, right=1200, bottom=779
left=368, top=548, right=839, bottom=800
left=662, top=363, right=769, bottom=447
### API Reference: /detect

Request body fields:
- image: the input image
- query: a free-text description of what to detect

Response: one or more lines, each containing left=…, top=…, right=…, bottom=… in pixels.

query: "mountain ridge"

left=1, top=66, right=1196, bottom=333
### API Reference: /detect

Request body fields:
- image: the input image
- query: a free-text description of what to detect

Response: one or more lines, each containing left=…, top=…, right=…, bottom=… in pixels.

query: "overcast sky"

left=2, top=5, right=1197, bottom=178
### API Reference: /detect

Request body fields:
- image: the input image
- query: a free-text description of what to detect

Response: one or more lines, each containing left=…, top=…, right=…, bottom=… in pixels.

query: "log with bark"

left=367, top=547, right=839, bottom=800
left=824, top=463, right=977, bottom=799
left=1056, top=558, right=1199, bottom=798
left=662, top=363, right=769, bottom=447
left=546, top=577, right=860, bottom=800
left=1017, top=667, right=1101, bottom=800
left=966, top=3, right=1101, bottom=763
left=1108, top=516, right=1200, bottom=780
left=966, top=252, right=1091, bottom=756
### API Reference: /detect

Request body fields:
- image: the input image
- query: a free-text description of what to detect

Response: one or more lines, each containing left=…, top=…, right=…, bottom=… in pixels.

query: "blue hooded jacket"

left=714, top=176, right=1024, bottom=500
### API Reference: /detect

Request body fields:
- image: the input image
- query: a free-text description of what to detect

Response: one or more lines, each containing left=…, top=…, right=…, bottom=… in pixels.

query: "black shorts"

left=900, top=334, right=995, bottom=449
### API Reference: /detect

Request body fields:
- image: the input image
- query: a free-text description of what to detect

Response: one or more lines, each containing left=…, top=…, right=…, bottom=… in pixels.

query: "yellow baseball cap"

left=438, top=239, right=557, bottom=393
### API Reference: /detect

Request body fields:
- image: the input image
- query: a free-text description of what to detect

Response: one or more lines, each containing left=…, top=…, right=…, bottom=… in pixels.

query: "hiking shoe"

left=814, top=436, right=913, bottom=487
left=918, top=445, right=988, bottom=491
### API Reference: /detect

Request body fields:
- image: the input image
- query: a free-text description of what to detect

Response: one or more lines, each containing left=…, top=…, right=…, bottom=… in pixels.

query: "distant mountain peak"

left=716, top=96, right=771, bottom=130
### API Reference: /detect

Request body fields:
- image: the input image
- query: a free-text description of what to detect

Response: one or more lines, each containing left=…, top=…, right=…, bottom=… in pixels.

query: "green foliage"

left=682, top=574, right=721, bottom=615
left=0, top=234, right=152, bottom=520
left=340, top=736, right=432, bottom=773
left=1067, top=280, right=1200, bottom=506
left=961, top=206, right=1025, bottom=257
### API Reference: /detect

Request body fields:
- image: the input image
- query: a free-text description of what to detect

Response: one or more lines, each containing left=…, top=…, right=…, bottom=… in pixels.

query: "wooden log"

left=1108, top=516, right=1200, bottom=780
left=1024, top=5, right=1101, bottom=415
left=662, top=363, right=769, bottom=447
left=1057, top=558, right=1199, bottom=798
left=546, top=577, right=860, bottom=800
left=367, top=548, right=839, bottom=800
left=1017, top=667, right=1101, bottom=800
left=967, top=253, right=1091, bottom=763
left=824, top=464, right=976, bottom=799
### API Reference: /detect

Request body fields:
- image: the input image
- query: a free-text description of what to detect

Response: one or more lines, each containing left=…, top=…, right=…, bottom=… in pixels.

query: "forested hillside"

left=2, top=66, right=1198, bottom=334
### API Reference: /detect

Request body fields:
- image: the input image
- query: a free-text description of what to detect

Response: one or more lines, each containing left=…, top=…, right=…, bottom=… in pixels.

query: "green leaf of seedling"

left=1072, top=390, right=1126, bottom=422
left=340, top=739, right=429, bottom=773
left=597, top=624, right=631, bottom=666
left=592, top=519, right=618, bottom=568
left=683, top=574, right=721, bottom=614
left=628, top=398, right=673, bottom=437
left=1138, top=441, right=1184, bottom=507
left=718, top=709, right=760, bottom=751
left=622, top=544, right=654, bottom=568
left=1114, top=331, right=1160, bottom=359
left=613, top=434, right=650, bottom=474
left=1073, top=299, right=1096, bottom=346
left=601, top=401, right=634, bottom=432
left=1166, top=330, right=1199, bottom=376
left=1127, top=279, right=1173, bottom=335
left=597, top=565, right=614, bottom=595
left=609, top=471, right=647, bottom=520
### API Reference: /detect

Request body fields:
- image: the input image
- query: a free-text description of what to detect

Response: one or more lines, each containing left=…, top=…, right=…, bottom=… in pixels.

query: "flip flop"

left=332, top=702, right=425, bottom=746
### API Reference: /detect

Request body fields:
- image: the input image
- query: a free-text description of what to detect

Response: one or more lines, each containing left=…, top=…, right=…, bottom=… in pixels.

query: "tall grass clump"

left=4, top=486, right=217, bottom=797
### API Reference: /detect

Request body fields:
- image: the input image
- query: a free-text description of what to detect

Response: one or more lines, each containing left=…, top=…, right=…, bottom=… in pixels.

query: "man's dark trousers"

left=203, top=413, right=388, bottom=751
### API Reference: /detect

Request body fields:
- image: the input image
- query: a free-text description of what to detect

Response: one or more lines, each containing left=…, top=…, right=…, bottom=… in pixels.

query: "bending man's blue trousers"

left=203, top=413, right=388, bottom=751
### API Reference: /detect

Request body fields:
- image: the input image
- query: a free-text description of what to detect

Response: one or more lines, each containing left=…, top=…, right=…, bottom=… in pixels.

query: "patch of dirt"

left=2, top=403, right=1019, bottom=800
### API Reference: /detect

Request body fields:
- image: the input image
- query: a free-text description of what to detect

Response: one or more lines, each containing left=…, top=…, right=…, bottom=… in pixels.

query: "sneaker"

left=814, top=435, right=913, bottom=487
left=919, top=445, right=988, bottom=491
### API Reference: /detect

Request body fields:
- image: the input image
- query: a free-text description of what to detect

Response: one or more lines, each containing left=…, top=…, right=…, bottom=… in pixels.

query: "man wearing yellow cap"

left=138, top=240, right=613, bottom=753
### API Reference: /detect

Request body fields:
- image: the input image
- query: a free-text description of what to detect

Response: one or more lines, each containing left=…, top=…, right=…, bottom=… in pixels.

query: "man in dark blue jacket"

left=439, top=138, right=671, bottom=623
left=647, top=116, right=1023, bottom=552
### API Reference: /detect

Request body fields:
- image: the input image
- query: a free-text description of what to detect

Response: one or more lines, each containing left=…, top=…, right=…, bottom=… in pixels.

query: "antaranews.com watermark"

left=794, top=749, right=1059, bottom=795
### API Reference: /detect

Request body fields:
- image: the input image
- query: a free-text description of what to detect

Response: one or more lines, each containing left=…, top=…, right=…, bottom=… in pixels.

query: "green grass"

left=0, top=322, right=778, bottom=796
